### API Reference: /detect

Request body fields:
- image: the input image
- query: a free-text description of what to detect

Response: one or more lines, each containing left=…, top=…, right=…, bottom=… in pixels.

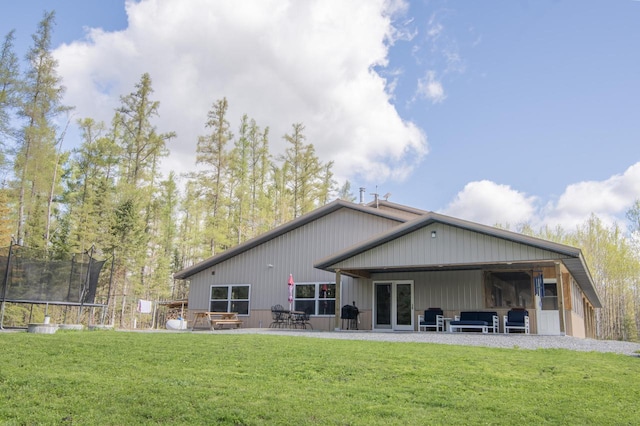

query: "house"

left=174, top=199, right=601, bottom=337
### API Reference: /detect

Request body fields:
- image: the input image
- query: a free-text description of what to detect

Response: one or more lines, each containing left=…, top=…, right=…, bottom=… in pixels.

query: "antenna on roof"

left=383, top=192, right=391, bottom=201
left=370, top=186, right=379, bottom=208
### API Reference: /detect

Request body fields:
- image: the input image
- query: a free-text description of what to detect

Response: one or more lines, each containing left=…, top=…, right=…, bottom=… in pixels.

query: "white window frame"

left=293, top=282, right=336, bottom=317
left=209, top=284, right=251, bottom=316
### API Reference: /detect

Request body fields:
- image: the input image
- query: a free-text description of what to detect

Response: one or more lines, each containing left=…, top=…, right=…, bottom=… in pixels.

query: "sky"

left=2, top=0, right=639, bottom=233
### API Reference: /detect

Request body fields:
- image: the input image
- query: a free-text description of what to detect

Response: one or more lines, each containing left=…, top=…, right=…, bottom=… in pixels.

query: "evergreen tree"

left=111, top=73, right=175, bottom=326
left=196, top=97, right=232, bottom=255
left=228, top=114, right=250, bottom=244
left=0, top=30, right=20, bottom=245
left=249, top=121, right=273, bottom=236
left=318, top=161, right=336, bottom=205
left=280, top=123, right=331, bottom=217
left=0, top=30, right=20, bottom=163
left=14, top=11, right=72, bottom=249
left=337, top=180, right=357, bottom=202
left=116, top=73, right=173, bottom=187
left=55, top=118, right=120, bottom=255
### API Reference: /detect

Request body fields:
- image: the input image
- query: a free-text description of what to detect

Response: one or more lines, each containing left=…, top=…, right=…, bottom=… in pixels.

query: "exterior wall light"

left=431, top=230, right=437, bottom=238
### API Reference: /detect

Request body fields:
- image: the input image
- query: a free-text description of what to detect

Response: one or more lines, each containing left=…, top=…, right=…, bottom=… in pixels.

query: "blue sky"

left=2, top=0, right=639, bottom=231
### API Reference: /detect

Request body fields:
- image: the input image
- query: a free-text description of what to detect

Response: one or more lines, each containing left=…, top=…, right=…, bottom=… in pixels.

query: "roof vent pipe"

left=359, top=187, right=366, bottom=204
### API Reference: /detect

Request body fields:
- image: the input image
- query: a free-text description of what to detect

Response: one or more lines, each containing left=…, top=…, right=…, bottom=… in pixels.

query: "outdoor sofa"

left=449, top=311, right=499, bottom=333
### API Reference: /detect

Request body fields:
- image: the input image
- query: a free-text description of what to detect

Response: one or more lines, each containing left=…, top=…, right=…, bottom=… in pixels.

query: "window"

left=210, top=285, right=250, bottom=315
left=571, top=278, right=584, bottom=317
left=294, top=282, right=335, bottom=316
left=484, top=271, right=532, bottom=308
left=542, top=280, right=558, bottom=311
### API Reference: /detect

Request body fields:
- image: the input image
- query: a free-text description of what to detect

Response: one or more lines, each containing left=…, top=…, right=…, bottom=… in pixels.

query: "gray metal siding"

left=188, top=208, right=402, bottom=312
left=361, top=270, right=483, bottom=310
left=330, top=223, right=565, bottom=269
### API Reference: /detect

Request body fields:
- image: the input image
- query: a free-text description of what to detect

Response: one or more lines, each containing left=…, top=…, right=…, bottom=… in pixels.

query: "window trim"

left=209, top=284, right=251, bottom=316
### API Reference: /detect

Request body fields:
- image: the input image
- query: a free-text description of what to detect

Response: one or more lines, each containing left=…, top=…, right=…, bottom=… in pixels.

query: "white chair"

left=503, top=309, right=530, bottom=334
left=418, top=308, right=444, bottom=332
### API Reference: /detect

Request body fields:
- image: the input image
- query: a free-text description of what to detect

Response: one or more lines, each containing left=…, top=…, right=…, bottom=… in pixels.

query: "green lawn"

left=0, top=331, right=638, bottom=425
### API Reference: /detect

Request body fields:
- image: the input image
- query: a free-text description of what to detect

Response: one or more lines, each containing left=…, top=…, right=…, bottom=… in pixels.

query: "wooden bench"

left=211, top=318, right=243, bottom=329
left=192, top=312, right=242, bottom=330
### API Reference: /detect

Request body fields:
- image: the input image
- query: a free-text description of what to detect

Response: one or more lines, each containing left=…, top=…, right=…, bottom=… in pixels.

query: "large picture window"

left=484, top=271, right=532, bottom=308
left=210, top=285, right=250, bottom=315
left=294, top=282, right=336, bottom=316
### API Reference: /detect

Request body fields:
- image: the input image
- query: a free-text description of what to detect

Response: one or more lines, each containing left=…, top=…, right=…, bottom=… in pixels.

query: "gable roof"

left=314, top=211, right=602, bottom=308
left=173, top=199, right=409, bottom=280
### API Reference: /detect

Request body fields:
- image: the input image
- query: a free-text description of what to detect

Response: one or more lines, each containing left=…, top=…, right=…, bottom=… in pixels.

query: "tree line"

left=1, top=12, right=638, bottom=341
left=0, top=12, right=351, bottom=327
left=506, top=203, right=640, bottom=342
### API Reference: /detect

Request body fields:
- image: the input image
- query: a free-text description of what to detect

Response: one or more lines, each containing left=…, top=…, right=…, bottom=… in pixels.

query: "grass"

left=0, top=331, right=638, bottom=425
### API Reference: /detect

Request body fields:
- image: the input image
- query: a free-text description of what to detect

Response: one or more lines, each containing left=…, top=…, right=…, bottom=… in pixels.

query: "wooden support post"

left=334, top=269, right=341, bottom=331
left=555, top=263, right=566, bottom=334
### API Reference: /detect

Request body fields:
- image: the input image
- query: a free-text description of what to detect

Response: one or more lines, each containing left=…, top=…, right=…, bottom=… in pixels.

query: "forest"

left=1, top=12, right=638, bottom=341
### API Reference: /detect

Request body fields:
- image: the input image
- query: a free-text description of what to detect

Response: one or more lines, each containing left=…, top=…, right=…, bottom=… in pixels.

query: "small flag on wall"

left=534, top=274, right=544, bottom=297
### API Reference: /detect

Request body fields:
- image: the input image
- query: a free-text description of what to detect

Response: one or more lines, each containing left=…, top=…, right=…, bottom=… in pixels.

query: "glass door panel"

left=375, top=283, right=392, bottom=329
left=373, top=281, right=413, bottom=331
left=396, top=283, right=412, bottom=327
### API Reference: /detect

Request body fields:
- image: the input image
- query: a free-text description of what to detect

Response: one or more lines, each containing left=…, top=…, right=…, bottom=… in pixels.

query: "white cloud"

left=53, top=0, right=427, bottom=185
left=416, top=70, right=446, bottom=103
left=441, top=162, right=640, bottom=232
left=543, top=162, right=640, bottom=230
left=441, top=180, right=538, bottom=227
left=426, top=13, right=444, bottom=39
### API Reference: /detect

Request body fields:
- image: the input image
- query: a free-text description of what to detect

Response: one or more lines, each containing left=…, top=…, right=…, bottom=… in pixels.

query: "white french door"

left=373, top=280, right=414, bottom=331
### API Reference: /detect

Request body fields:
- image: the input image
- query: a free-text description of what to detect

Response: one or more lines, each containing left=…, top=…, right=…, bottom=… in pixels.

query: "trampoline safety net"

left=0, top=245, right=105, bottom=304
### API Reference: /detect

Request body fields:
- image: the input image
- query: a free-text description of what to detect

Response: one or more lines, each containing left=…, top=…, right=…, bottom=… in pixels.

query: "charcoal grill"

left=341, top=303, right=359, bottom=330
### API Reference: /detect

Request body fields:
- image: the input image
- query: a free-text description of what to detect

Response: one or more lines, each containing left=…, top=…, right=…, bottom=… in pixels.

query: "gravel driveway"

left=219, top=328, right=640, bottom=357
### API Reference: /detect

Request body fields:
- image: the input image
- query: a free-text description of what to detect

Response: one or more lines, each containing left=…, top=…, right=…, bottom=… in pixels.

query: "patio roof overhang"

left=314, top=212, right=603, bottom=308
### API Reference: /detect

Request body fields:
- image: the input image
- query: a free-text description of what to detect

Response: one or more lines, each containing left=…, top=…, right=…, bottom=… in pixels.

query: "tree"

left=54, top=118, right=120, bottom=255
left=0, top=30, right=20, bottom=164
left=196, top=97, right=233, bottom=255
left=626, top=199, right=640, bottom=340
left=228, top=114, right=251, bottom=244
left=337, top=180, right=356, bottom=202
left=248, top=121, right=273, bottom=236
left=0, top=31, right=19, bottom=245
left=318, top=161, right=336, bottom=205
left=115, top=73, right=175, bottom=324
left=280, top=123, right=331, bottom=217
left=14, top=11, right=72, bottom=249
left=116, top=73, right=174, bottom=187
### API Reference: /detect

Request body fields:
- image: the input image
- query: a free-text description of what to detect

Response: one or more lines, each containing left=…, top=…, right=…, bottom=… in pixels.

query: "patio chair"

left=270, top=305, right=288, bottom=328
left=418, top=308, right=444, bottom=332
left=291, top=310, right=313, bottom=329
left=503, top=308, right=530, bottom=334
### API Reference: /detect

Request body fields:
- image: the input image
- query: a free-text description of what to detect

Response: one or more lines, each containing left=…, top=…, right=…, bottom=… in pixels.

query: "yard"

left=0, top=330, right=638, bottom=424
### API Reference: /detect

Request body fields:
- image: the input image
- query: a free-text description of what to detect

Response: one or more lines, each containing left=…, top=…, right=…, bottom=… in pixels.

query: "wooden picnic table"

left=192, top=312, right=242, bottom=330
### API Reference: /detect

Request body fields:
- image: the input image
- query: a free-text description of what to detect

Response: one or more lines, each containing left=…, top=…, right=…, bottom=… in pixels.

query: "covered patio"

left=315, top=212, right=601, bottom=337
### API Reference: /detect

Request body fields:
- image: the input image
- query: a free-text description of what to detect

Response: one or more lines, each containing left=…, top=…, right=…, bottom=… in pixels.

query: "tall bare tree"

left=14, top=11, right=72, bottom=249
